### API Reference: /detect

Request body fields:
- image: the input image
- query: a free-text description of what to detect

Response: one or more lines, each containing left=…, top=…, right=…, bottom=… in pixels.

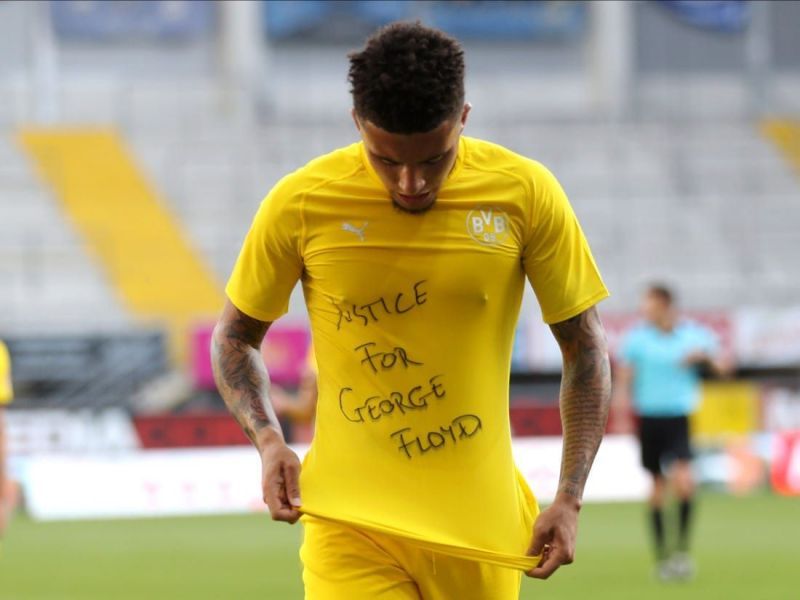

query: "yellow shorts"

left=300, top=515, right=523, bottom=600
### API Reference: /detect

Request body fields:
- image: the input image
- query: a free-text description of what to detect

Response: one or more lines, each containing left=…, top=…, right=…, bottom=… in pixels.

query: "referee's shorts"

left=637, top=415, right=692, bottom=475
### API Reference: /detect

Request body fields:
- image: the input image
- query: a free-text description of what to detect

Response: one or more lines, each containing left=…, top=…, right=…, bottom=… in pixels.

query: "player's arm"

left=527, top=305, right=611, bottom=579
left=211, top=300, right=302, bottom=524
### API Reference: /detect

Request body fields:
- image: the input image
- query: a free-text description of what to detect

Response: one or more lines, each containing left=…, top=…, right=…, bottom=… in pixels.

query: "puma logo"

left=342, top=221, right=368, bottom=241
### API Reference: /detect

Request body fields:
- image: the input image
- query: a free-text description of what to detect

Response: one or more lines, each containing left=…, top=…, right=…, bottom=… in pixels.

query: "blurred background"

left=0, top=1, right=798, bottom=598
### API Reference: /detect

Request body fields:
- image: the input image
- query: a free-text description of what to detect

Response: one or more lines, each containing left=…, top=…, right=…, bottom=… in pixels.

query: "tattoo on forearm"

left=549, top=306, right=611, bottom=501
left=211, top=309, right=275, bottom=446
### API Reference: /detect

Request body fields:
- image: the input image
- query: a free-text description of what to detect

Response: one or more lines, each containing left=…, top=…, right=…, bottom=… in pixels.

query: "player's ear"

left=460, top=102, right=472, bottom=131
left=351, top=109, right=362, bottom=132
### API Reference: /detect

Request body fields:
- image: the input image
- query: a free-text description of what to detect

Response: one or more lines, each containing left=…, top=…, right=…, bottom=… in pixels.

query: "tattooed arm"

left=527, top=305, right=611, bottom=579
left=550, top=306, right=611, bottom=501
left=211, top=300, right=303, bottom=523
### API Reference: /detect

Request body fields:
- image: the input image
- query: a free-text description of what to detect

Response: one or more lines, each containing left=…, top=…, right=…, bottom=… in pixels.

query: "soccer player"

left=613, top=284, right=730, bottom=581
left=0, top=339, right=15, bottom=539
left=212, top=22, right=611, bottom=598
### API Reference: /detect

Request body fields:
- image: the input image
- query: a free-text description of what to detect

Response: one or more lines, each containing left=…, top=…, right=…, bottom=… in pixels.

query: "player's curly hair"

left=348, top=22, right=465, bottom=134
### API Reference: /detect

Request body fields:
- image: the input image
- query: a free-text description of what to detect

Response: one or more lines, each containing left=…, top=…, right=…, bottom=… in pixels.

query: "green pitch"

left=0, top=492, right=796, bottom=599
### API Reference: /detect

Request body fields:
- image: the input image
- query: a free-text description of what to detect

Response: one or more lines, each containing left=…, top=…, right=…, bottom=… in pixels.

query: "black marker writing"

left=338, top=375, right=445, bottom=424
left=332, top=280, right=428, bottom=330
left=355, top=342, right=423, bottom=374
left=390, top=414, right=483, bottom=459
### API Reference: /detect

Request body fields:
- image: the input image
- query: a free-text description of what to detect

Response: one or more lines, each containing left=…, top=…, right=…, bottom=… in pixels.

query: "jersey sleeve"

left=225, top=178, right=304, bottom=322
left=0, top=341, right=13, bottom=405
left=521, top=162, right=609, bottom=324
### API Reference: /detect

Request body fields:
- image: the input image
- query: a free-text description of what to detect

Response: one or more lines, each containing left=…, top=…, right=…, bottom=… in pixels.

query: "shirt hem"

left=225, top=288, right=286, bottom=323
left=298, top=508, right=540, bottom=571
left=542, top=288, right=610, bottom=325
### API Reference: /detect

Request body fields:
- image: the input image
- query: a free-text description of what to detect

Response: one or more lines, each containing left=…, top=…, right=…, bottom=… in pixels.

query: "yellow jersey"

left=227, top=136, right=608, bottom=569
left=0, top=340, right=12, bottom=405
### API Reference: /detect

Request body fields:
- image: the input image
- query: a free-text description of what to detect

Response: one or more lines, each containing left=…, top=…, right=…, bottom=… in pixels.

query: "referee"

left=613, top=285, right=730, bottom=581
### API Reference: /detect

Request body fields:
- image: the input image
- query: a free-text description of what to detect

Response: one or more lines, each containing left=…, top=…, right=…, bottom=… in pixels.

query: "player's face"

left=354, top=104, right=470, bottom=213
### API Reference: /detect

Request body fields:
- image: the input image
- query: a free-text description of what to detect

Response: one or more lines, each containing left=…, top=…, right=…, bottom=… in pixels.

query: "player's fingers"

left=261, top=470, right=276, bottom=506
left=270, top=505, right=301, bottom=524
left=527, top=525, right=549, bottom=557
left=262, top=462, right=301, bottom=524
left=263, top=490, right=282, bottom=520
left=262, top=466, right=288, bottom=516
left=552, top=528, right=575, bottom=564
left=282, top=461, right=302, bottom=508
left=526, top=548, right=568, bottom=580
left=266, top=479, right=300, bottom=524
left=527, top=561, right=558, bottom=580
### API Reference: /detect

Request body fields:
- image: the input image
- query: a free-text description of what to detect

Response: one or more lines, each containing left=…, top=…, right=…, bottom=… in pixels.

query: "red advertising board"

left=133, top=413, right=250, bottom=448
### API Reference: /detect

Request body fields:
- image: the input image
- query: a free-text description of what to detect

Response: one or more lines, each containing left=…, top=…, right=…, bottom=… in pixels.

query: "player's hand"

left=525, top=494, right=580, bottom=579
left=258, top=434, right=303, bottom=524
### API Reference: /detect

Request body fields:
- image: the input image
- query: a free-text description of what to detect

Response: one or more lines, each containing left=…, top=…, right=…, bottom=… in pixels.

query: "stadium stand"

left=19, top=128, right=225, bottom=360
left=1, top=1, right=799, bottom=410
left=0, top=135, right=131, bottom=334
left=3, top=78, right=800, bottom=335
left=129, top=116, right=800, bottom=314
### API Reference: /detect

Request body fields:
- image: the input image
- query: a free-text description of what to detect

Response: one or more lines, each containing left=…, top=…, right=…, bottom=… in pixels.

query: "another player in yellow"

left=0, top=339, right=16, bottom=541
left=212, top=22, right=611, bottom=599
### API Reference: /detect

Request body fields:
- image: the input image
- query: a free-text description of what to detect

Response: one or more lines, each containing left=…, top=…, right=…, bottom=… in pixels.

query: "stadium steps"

left=17, top=129, right=225, bottom=360
left=0, top=135, right=131, bottom=334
